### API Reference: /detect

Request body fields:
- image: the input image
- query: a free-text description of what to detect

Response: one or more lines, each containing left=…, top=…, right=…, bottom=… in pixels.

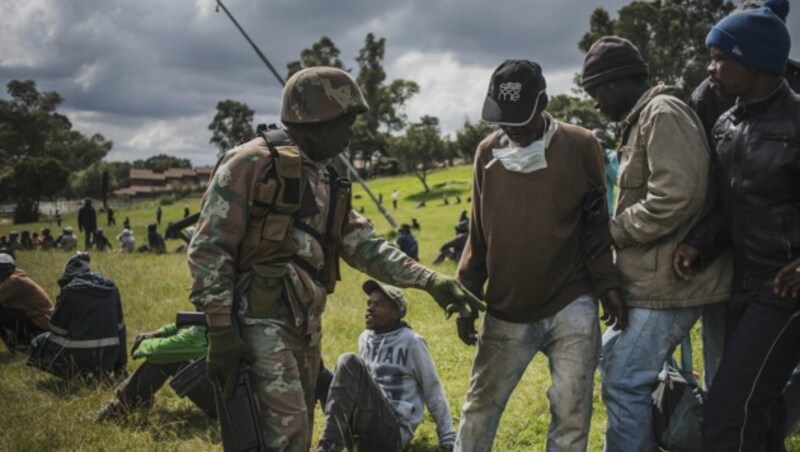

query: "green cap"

left=362, top=279, right=407, bottom=318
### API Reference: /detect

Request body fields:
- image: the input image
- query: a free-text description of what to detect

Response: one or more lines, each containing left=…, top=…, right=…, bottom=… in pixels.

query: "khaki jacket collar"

left=619, top=83, right=677, bottom=145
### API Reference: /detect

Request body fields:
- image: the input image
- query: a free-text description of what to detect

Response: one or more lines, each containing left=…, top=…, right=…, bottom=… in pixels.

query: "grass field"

left=1, top=164, right=797, bottom=451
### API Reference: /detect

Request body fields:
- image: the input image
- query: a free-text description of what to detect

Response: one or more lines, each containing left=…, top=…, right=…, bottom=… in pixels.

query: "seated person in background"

left=31, top=232, right=42, bottom=248
left=147, top=224, right=166, bottom=254
left=92, top=229, right=113, bottom=251
left=411, top=218, right=421, bottom=230
left=0, top=253, right=53, bottom=352
left=54, top=227, right=77, bottom=252
left=19, top=231, right=34, bottom=250
left=28, top=252, right=127, bottom=380
left=433, top=220, right=469, bottom=265
left=96, top=319, right=215, bottom=421
left=117, top=228, right=135, bottom=253
left=317, top=280, right=455, bottom=452
left=396, top=224, right=419, bottom=261
left=40, top=229, right=55, bottom=250
left=6, top=231, right=21, bottom=253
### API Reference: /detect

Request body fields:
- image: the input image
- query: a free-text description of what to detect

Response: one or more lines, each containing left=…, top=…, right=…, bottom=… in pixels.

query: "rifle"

left=166, top=213, right=201, bottom=244
left=171, top=311, right=266, bottom=451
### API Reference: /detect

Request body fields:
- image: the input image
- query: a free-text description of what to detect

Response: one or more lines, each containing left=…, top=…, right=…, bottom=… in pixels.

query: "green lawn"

left=1, top=165, right=797, bottom=451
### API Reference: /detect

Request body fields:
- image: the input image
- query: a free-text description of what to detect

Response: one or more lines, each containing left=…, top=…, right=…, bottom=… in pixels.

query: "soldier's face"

left=305, top=112, right=357, bottom=161
left=365, top=291, right=401, bottom=334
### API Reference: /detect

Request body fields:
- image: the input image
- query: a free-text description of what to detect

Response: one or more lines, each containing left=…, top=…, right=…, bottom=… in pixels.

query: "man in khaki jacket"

left=581, top=36, right=732, bottom=451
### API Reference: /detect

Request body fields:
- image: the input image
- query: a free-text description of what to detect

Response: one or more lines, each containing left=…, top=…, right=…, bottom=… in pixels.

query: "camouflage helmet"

left=281, top=67, right=369, bottom=124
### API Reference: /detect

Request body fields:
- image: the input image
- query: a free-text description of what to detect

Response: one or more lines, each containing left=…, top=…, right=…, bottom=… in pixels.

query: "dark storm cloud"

left=0, top=0, right=797, bottom=165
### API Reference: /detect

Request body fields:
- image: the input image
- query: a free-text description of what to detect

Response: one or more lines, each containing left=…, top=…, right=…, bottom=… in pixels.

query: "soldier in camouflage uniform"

left=187, top=67, right=484, bottom=452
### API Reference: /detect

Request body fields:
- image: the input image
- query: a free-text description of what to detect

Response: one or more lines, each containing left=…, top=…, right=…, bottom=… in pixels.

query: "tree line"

left=1, top=0, right=734, bottom=224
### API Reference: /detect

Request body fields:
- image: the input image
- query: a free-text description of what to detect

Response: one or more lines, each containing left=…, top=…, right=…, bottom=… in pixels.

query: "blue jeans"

left=601, top=306, right=703, bottom=452
left=456, top=295, right=600, bottom=452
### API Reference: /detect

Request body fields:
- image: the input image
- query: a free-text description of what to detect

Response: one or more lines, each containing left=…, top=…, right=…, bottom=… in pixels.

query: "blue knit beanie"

left=706, top=0, right=791, bottom=75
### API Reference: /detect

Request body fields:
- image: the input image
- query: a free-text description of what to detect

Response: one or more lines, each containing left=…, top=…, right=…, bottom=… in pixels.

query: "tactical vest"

left=238, top=128, right=351, bottom=298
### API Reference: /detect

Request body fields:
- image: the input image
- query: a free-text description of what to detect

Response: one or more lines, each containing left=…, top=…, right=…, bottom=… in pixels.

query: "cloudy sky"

left=1, top=0, right=798, bottom=166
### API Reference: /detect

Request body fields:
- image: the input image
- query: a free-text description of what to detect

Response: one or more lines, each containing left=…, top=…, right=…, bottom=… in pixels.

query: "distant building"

left=114, top=166, right=214, bottom=198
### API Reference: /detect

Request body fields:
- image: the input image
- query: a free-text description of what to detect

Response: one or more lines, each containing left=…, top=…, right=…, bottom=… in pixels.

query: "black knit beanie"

left=581, top=36, right=649, bottom=92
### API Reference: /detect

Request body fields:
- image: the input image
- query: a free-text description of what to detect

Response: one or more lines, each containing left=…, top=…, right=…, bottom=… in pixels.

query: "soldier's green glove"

left=425, top=273, right=486, bottom=318
left=207, top=328, right=252, bottom=400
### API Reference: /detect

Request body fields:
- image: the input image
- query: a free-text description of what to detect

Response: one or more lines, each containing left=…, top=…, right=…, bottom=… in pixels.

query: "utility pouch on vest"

left=321, top=175, right=352, bottom=294
left=246, top=264, right=287, bottom=319
left=242, top=130, right=305, bottom=258
left=259, top=145, right=305, bottom=243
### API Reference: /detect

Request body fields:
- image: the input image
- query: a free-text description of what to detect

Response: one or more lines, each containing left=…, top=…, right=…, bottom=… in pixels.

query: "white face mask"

left=487, top=135, right=547, bottom=174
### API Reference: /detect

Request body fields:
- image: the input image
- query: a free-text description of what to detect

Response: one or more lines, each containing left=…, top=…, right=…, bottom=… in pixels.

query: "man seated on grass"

left=0, top=252, right=53, bottom=352
left=317, top=280, right=455, bottom=452
left=27, top=252, right=127, bottom=380
left=96, top=319, right=215, bottom=421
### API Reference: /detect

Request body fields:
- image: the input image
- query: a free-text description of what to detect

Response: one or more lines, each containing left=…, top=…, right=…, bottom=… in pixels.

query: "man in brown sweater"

left=454, top=60, right=625, bottom=452
left=0, top=253, right=53, bottom=351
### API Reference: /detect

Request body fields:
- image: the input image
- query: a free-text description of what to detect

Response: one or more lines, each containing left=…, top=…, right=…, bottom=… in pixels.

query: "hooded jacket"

left=358, top=324, right=455, bottom=448
left=28, top=272, right=127, bottom=379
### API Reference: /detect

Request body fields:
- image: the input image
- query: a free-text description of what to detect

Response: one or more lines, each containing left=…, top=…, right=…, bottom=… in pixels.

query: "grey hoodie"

left=358, top=324, right=455, bottom=448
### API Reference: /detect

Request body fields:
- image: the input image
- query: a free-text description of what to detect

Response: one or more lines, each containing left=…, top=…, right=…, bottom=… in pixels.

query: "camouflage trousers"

left=241, top=317, right=321, bottom=452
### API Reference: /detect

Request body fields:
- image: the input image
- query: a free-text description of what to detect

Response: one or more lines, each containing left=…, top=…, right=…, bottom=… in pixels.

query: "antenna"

left=214, top=0, right=397, bottom=229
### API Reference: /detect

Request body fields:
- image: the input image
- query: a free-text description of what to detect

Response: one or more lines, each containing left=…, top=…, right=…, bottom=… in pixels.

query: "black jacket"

left=684, top=81, right=800, bottom=291
left=689, top=59, right=800, bottom=147
left=28, top=272, right=127, bottom=379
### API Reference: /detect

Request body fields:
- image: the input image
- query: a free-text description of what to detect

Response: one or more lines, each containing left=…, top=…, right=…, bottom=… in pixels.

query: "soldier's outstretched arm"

left=339, top=209, right=484, bottom=316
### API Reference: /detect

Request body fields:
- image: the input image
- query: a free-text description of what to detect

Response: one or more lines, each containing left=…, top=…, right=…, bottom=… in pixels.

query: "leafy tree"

left=454, top=120, right=497, bottom=162
left=352, top=33, right=419, bottom=158
left=0, top=80, right=112, bottom=223
left=107, top=161, right=132, bottom=188
left=208, top=99, right=255, bottom=156
left=9, top=157, right=69, bottom=223
left=133, top=154, right=192, bottom=172
left=285, top=36, right=346, bottom=78
left=68, top=161, right=109, bottom=199
left=548, top=94, right=607, bottom=131
left=579, top=0, right=734, bottom=99
left=391, top=115, right=445, bottom=192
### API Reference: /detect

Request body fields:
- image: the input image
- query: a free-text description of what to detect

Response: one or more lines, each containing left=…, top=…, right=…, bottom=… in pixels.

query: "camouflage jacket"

left=187, top=137, right=432, bottom=332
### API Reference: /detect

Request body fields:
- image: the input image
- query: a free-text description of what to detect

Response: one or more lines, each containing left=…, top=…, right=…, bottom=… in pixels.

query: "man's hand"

left=600, top=288, right=627, bottom=331
left=775, top=257, right=800, bottom=298
left=207, top=328, right=252, bottom=400
left=130, top=332, right=159, bottom=355
left=437, top=445, right=454, bottom=452
left=425, top=273, right=486, bottom=318
left=673, top=244, right=700, bottom=282
left=457, top=310, right=479, bottom=346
